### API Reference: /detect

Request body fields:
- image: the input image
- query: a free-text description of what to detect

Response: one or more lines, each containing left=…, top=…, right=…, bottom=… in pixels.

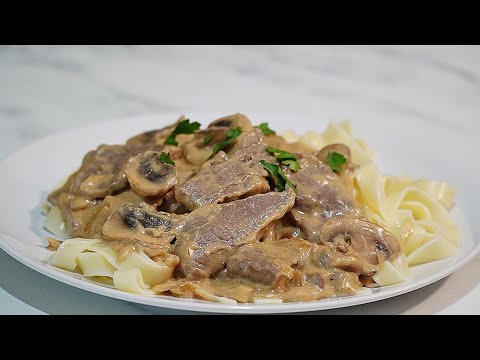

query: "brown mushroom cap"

left=126, top=151, right=177, bottom=197
left=208, top=113, right=254, bottom=132
left=319, top=217, right=401, bottom=265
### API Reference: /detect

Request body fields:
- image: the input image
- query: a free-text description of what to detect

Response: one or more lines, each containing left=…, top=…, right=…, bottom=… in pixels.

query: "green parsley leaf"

left=159, top=152, right=175, bottom=166
left=164, top=119, right=201, bottom=146
left=203, top=134, right=214, bottom=145
left=282, top=159, right=301, bottom=172
left=265, top=146, right=301, bottom=172
left=257, top=122, right=276, bottom=135
left=326, top=152, right=347, bottom=174
left=210, top=127, right=243, bottom=157
left=260, top=160, right=297, bottom=194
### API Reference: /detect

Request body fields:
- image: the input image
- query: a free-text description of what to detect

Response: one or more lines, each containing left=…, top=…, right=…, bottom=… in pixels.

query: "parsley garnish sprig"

left=203, top=135, right=214, bottom=145
left=159, top=152, right=175, bottom=166
left=164, top=119, right=201, bottom=146
left=260, top=160, right=297, bottom=194
left=326, top=152, right=347, bottom=174
left=257, top=123, right=276, bottom=135
left=210, top=127, right=243, bottom=157
left=265, top=146, right=301, bottom=172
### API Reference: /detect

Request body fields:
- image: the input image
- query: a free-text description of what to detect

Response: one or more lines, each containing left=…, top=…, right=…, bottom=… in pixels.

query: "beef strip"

left=175, top=190, right=296, bottom=278
left=95, top=190, right=295, bottom=279
left=175, top=128, right=275, bottom=210
left=48, top=144, right=132, bottom=206
left=226, top=239, right=312, bottom=289
left=287, top=155, right=364, bottom=243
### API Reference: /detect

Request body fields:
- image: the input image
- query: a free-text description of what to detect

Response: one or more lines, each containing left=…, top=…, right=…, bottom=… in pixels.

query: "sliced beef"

left=287, top=155, right=364, bottom=243
left=175, top=156, right=269, bottom=211
left=175, top=190, right=296, bottom=279
left=226, top=239, right=312, bottom=289
left=48, top=144, right=132, bottom=206
left=175, top=128, right=275, bottom=210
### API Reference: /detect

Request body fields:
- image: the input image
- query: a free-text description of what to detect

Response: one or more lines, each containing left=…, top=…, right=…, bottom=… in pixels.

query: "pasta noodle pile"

left=283, top=122, right=460, bottom=285
left=51, top=238, right=177, bottom=295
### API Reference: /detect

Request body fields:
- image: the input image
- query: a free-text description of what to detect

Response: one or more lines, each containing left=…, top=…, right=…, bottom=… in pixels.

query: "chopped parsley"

left=257, top=122, right=276, bottom=135
left=265, top=146, right=301, bottom=172
left=210, top=127, right=243, bottom=157
left=326, top=152, right=347, bottom=174
left=203, top=134, right=214, bottom=145
left=260, top=160, right=297, bottom=194
left=159, top=152, right=175, bottom=166
left=164, top=119, right=201, bottom=146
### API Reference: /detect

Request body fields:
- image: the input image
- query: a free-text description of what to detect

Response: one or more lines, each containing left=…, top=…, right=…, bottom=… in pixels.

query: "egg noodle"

left=44, top=121, right=460, bottom=302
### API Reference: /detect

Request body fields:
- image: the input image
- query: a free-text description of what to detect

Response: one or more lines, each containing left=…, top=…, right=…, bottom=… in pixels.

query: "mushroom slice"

left=126, top=151, right=177, bottom=197
left=319, top=217, right=401, bottom=265
left=102, top=204, right=177, bottom=246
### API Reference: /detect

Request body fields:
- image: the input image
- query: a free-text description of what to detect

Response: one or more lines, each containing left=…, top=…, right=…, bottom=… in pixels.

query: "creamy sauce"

left=48, top=113, right=401, bottom=303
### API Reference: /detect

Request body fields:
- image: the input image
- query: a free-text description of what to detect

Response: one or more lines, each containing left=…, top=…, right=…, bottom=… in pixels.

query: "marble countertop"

left=1, top=45, right=479, bottom=314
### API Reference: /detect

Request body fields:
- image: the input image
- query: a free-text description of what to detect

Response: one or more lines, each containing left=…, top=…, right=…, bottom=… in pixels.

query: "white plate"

left=0, top=111, right=478, bottom=314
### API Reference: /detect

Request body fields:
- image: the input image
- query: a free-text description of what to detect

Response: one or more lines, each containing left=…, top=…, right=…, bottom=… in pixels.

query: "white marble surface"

left=0, top=45, right=479, bottom=314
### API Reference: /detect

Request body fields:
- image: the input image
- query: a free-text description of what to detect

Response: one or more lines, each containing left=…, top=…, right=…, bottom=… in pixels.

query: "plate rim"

left=2, top=236, right=478, bottom=314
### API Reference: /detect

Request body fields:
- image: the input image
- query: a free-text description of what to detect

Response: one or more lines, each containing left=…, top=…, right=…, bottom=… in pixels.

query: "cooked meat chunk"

left=226, top=239, right=312, bottom=289
left=48, top=144, right=132, bottom=205
left=175, top=157, right=269, bottom=211
left=287, top=155, right=364, bottom=243
left=175, top=128, right=275, bottom=210
left=175, top=190, right=296, bottom=278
